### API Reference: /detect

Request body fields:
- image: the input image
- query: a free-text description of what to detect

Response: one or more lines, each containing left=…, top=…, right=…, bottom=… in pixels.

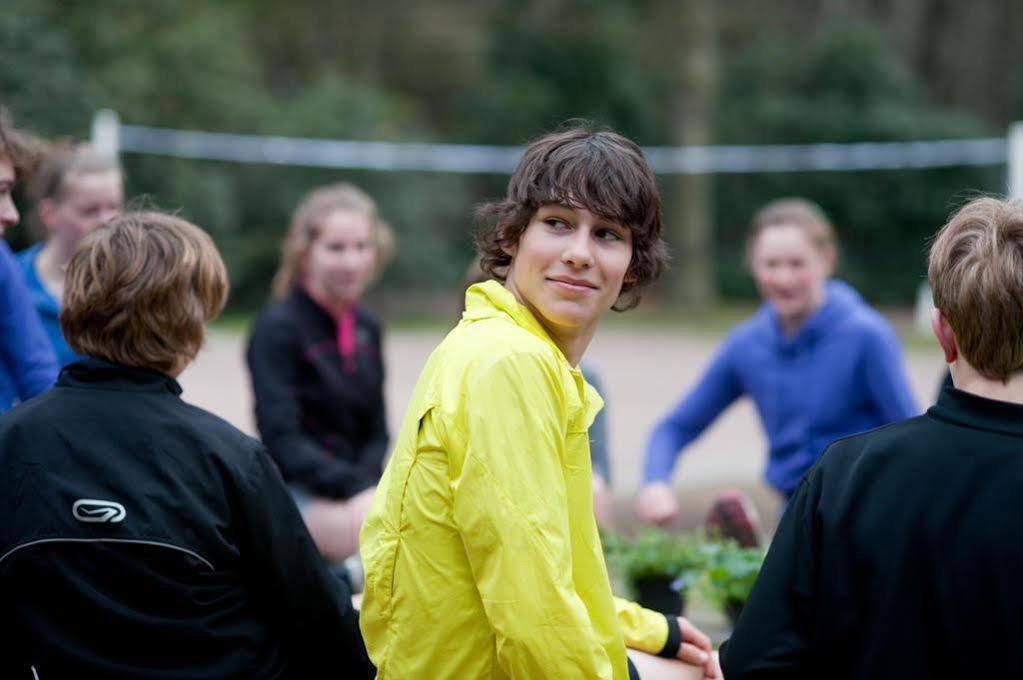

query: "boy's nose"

left=562, top=231, right=595, bottom=268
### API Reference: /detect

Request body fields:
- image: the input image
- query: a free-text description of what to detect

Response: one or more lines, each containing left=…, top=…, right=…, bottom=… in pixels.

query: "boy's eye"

left=596, top=228, right=623, bottom=242
left=545, top=218, right=570, bottom=230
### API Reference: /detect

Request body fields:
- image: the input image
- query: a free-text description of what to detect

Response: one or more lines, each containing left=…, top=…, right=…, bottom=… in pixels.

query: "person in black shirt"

left=0, top=211, right=372, bottom=678
left=247, top=183, right=394, bottom=563
left=720, top=196, right=1023, bottom=679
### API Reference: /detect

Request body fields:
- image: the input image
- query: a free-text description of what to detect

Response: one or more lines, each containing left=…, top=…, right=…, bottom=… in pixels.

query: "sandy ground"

left=179, top=324, right=946, bottom=530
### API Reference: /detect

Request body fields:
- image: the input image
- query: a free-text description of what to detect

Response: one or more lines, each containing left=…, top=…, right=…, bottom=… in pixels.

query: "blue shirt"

left=642, top=280, right=919, bottom=496
left=0, top=241, right=58, bottom=412
left=16, top=243, right=84, bottom=368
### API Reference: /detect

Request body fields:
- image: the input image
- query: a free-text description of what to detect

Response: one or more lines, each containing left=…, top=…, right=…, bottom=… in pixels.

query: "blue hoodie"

left=642, top=280, right=919, bottom=496
left=0, top=241, right=58, bottom=412
left=16, top=242, right=83, bottom=368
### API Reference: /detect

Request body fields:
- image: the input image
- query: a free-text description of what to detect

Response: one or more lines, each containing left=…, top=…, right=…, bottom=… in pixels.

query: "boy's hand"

left=635, top=482, right=680, bottom=526
left=676, top=617, right=719, bottom=678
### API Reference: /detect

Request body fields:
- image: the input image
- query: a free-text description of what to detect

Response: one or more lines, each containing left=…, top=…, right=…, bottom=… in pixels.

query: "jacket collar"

left=929, top=383, right=1023, bottom=438
left=463, top=280, right=566, bottom=360
left=462, top=281, right=604, bottom=426
left=290, top=285, right=361, bottom=328
left=57, top=358, right=183, bottom=396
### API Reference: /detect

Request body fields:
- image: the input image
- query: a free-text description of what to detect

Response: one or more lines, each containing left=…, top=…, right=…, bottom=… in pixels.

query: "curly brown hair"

left=475, top=123, right=667, bottom=311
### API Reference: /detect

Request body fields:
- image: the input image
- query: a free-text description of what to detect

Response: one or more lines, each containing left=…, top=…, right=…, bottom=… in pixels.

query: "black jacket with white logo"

left=0, top=359, right=373, bottom=679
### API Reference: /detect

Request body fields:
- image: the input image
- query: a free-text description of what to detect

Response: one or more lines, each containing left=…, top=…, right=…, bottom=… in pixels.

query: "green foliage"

left=695, top=539, right=765, bottom=609
left=0, top=2, right=1008, bottom=310
left=604, top=528, right=708, bottom=584
left=714, top=20, right=1001, bottom=304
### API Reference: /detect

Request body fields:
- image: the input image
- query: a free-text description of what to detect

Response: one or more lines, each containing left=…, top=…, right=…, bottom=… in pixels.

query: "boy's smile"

left=504, top=203, right=632, bottom=363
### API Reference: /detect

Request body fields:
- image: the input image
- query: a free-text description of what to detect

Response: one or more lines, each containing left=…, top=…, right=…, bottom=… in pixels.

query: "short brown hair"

left=62, top=211, right=229, bottom=374
left=0, top=108, right=49, bottom=182
left=475, top=123, right=667, bottom=311
left=928, top=197, right=1023, bottom=381
left=271, top=182, right=395, bottom=299
left=746, top=197, right=838, bottom=262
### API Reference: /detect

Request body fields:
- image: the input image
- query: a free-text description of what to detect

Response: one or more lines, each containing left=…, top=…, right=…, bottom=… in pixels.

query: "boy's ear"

left=931, top=307, right=958, bottom=364
left=498, top=225, right=518, bottom=258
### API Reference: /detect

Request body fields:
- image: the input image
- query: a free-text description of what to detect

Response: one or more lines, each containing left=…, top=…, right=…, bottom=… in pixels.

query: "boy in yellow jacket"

left=360, top=124, right=717, bottom=679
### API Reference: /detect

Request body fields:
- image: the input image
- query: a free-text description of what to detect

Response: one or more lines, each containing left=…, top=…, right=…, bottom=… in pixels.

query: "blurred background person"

left=0, top=109, right=57, bottom=413
left=247, top=183, right=394, bottom=566
left=17, top=143, right=123, bottom=368
left=635, top=198, right=918, bottom=532
left=721, top=196, right=1023, bottom=679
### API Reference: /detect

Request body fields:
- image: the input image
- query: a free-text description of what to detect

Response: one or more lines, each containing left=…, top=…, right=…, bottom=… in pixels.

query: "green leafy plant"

left=605, top=528, right=707, bottom=583
left=603, top=528, right=711, bottom=614
left=695, top=539, right=765, bottom=622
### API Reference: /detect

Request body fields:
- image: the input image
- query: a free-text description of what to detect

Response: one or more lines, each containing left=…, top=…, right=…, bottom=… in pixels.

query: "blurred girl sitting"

left=247, top=183, right=394, bottom=563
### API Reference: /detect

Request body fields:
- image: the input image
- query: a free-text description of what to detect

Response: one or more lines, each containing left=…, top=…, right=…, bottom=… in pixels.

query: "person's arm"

left=614, top=597, right=714, bottom=672
left=641, top=340, right=743, bottom=485
left=451, top=352, right=617, bottom=679
left=235, top=443, right=374, bottom=678
left=246, top=312, right=374, bottom=499
left=0, top=243, right=57, bottom=400
left=636, top=340, right=744, bottom=525
left=719, top=470, right=822, bottom=679
left=860, top=322, right=919, bottom=422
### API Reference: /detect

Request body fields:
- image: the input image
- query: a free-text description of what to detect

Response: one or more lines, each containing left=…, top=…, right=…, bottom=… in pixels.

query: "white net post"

left=91, top=109, right=121, bottom=159
left=1009, top=122, right=1023, bottom=198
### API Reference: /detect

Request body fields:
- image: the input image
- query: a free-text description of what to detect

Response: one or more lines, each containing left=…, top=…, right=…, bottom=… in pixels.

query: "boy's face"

left=504, top=202, right=632, bottom=342
left=0, top=158, right=19, bottom=237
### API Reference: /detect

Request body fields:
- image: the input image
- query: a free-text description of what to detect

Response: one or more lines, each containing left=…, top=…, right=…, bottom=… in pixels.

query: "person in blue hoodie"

left=635, top=198, right=918, bottom=527
left=16, top=143, right=123, bottom=368
left=0, top=109, right=58, bottom=413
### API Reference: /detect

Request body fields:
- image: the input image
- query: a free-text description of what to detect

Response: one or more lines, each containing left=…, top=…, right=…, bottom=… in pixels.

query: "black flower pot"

left=633, top=577, right=685, bottom=615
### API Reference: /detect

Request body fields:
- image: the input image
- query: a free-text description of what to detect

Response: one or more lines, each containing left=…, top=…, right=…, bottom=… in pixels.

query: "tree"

left=660, top=0, right=719, bottom=307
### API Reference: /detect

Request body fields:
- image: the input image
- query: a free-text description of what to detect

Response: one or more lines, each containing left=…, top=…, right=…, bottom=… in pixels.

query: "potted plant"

left=696, top=539, right=765, bottom=626
left=604, top=528, right=707, bottom=615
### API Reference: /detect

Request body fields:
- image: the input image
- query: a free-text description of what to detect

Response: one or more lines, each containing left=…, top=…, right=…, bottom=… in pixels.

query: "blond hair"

left=746, top=197, right=838, bottom=262
left=61, top=211, right=229, bottom=374
left=29, top=142, right=122, bottom=203
left=271, top=183, right=395, bottom=299
left=928, top=197, right=1023, bottom=381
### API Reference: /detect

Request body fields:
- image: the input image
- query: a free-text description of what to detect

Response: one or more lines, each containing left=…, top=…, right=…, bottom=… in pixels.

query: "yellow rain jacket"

left=360, top=281, right=676, bottom=679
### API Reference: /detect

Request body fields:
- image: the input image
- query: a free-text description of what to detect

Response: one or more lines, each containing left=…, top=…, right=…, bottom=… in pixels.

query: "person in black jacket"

left=720, top=196, right=1023, bottom=679
left=0, top=211, right=373, bottom=679
left=247, top=183, right=394, bottom=563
